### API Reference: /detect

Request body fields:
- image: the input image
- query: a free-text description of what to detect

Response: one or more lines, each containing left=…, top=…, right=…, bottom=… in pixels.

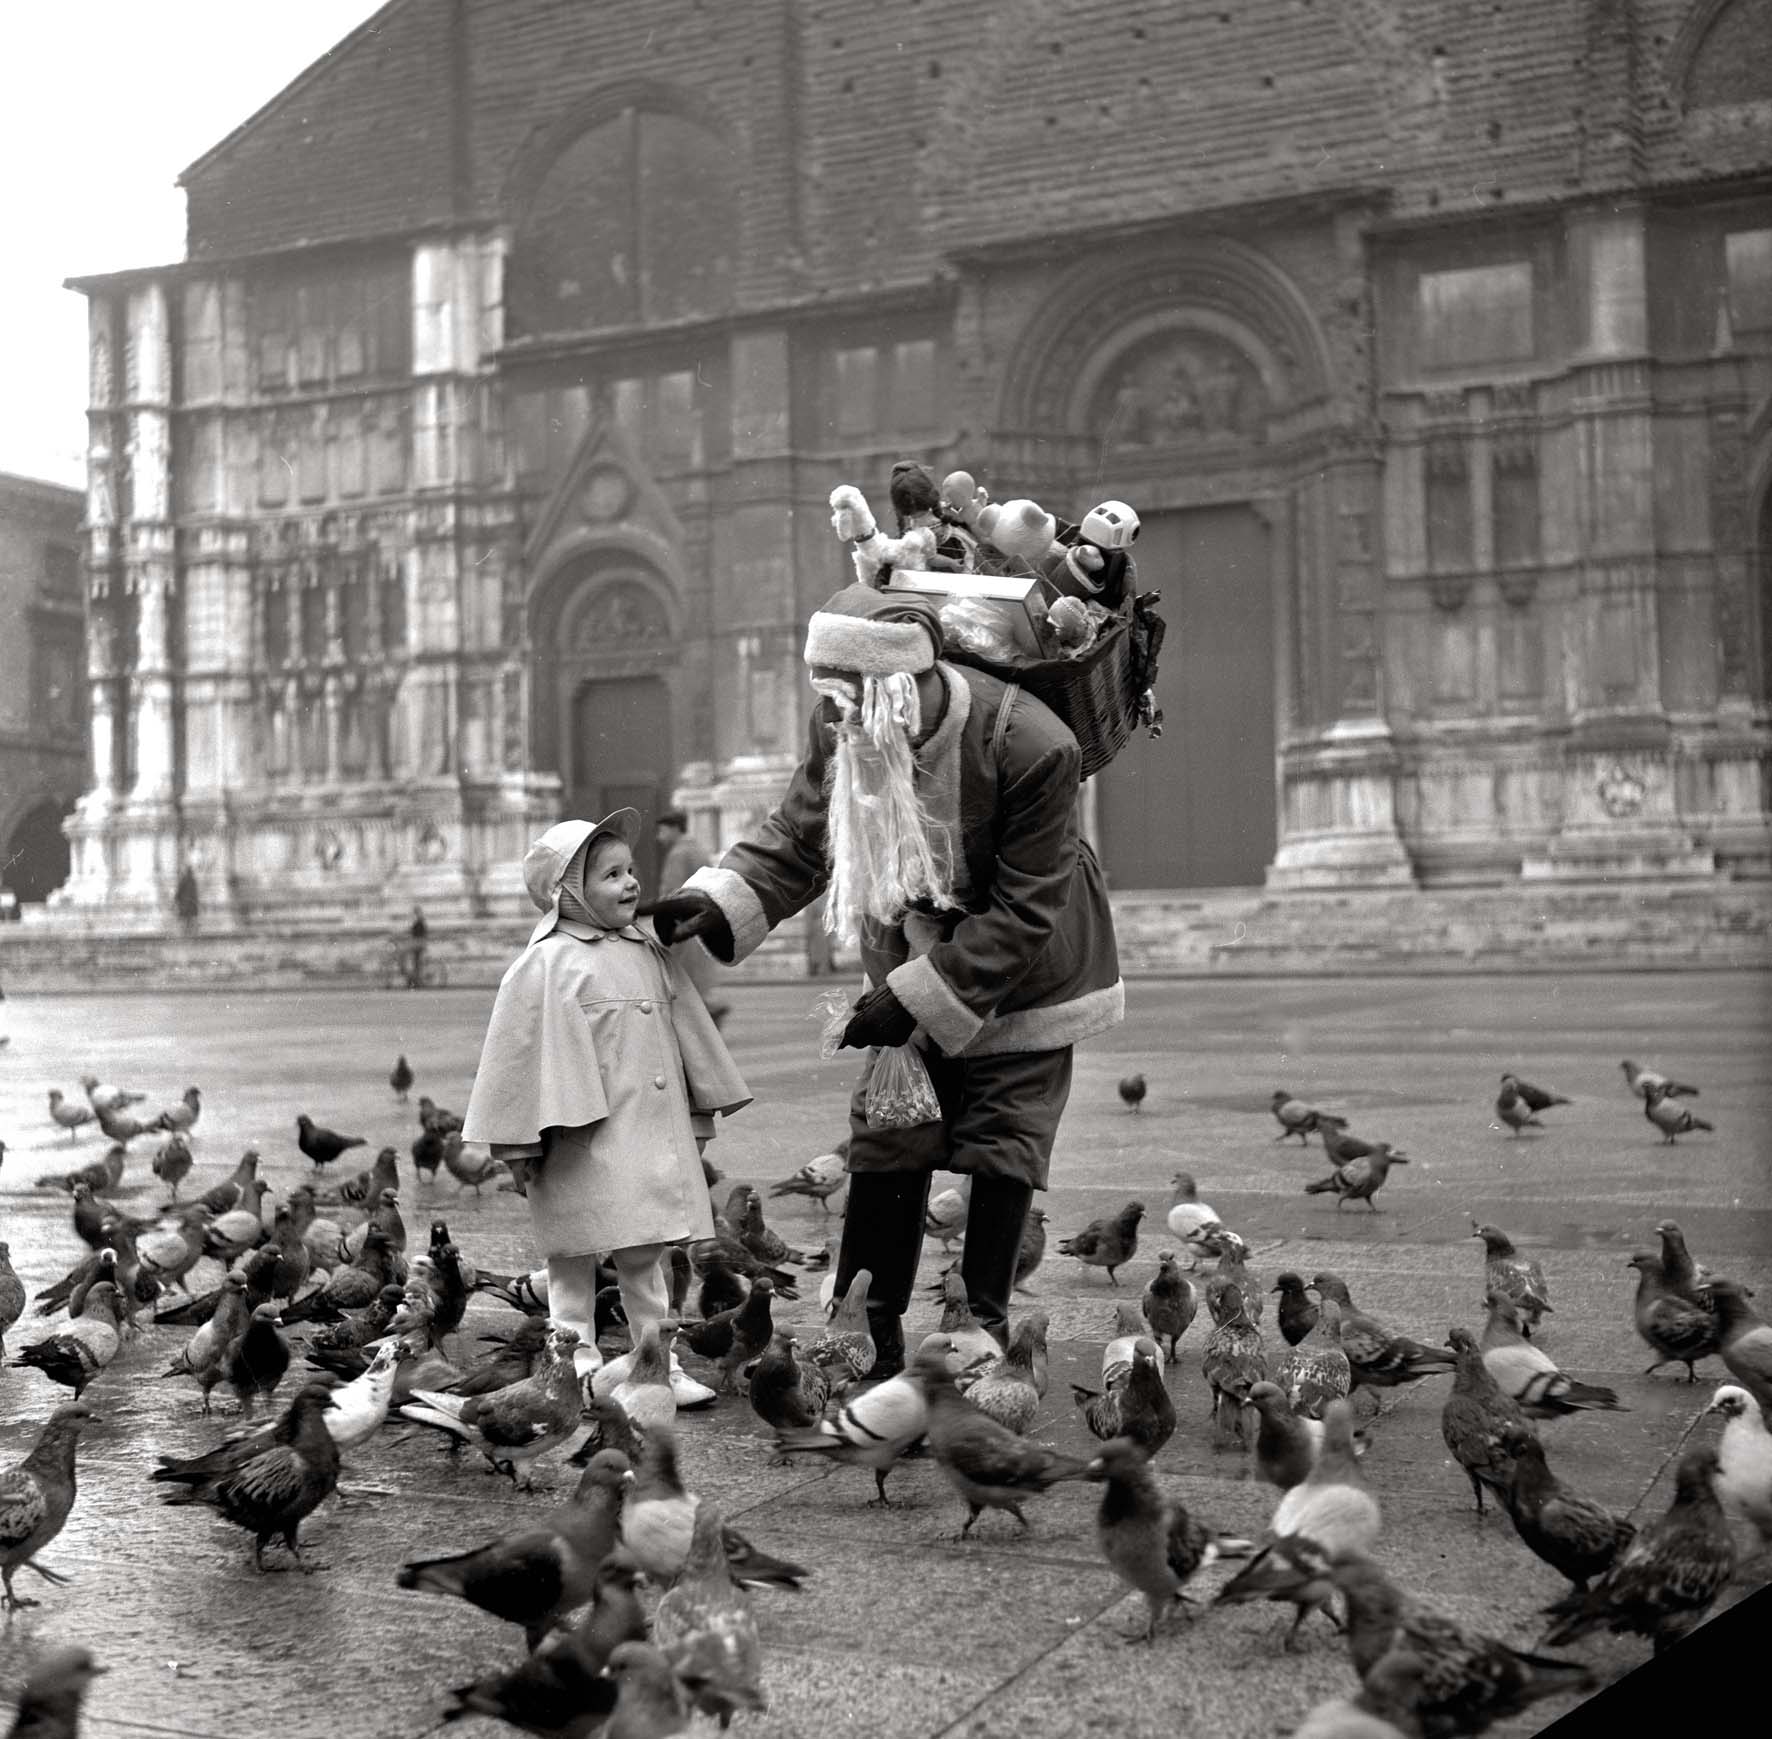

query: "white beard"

left=814, top=673, right=955, bottom=946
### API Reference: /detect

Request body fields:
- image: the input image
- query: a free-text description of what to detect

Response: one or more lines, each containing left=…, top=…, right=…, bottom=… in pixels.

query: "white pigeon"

left=1707, top=1383, right=1772, bottom=1547
left=326, top=1340, right=403, bottom=1450
left=80, top=1075, right=144, bottom=1113
left=1165, top=1171, right=1222, bottom=1265
left=924, top=1177, right=972, bottom=1252
left=611, top=1321, right=677, bottom=1435
left=1271, top=1401, right=1381, bottom=1555
left=1101, top=1302, right=1149, bottom=1389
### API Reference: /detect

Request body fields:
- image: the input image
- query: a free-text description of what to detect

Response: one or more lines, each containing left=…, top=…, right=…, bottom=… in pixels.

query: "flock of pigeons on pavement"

left=1, top=1050, right=1766, bottom=1739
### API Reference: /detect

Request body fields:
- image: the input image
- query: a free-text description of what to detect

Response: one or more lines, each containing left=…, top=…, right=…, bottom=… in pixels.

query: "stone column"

left=1523, top=207, right=1713, bottom=880
left=1267, top=438, right=1416, bottom=890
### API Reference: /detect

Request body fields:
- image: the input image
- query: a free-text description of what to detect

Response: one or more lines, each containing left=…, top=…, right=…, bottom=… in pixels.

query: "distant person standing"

left=400, top=904, right=429, bottom=989
left=654, top=809, right=731, bottom=1029
left=174, top=864, right=200, bottom=933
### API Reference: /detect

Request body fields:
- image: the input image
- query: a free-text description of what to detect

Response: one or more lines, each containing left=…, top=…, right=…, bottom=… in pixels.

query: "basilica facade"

left=57, top=0, right=1772, bottom=927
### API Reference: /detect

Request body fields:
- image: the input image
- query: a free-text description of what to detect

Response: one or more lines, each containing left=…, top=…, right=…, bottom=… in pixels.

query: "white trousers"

left=544, top=1244, right=670, bottom=1378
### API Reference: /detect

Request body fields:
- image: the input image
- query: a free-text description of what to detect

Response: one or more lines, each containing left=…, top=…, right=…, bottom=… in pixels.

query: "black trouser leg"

left=959, top=1174, right=1033, bottom=1346
left=835, top=1170, right=933, bottom=1377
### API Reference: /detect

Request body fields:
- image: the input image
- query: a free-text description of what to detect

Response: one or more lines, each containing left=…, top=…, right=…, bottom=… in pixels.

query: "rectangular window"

left=1725, top=229, right=1772, bottom=333
left=653, top=370, right=698, bottom=466
left=889, top=339, right=938, bottom=433
left=1418, top=263, right=1535, bottom=370
left=1492, top=431, right=1540, bottom=569
left=832, top=346, right=878, bottom=439
left=256, top=285, right=292, bottom=391
left=1425, top=440, right=1473, bottom=573
left=43, top=543, right=80, bottom=598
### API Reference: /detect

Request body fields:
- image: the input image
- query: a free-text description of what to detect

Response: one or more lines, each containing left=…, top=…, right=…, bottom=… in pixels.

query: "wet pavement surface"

left=1, top=971, right=1768, bottom=1737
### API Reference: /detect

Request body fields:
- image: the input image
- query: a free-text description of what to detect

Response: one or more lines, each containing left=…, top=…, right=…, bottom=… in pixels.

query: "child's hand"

left=502, top=1156, right=536, bottom=1194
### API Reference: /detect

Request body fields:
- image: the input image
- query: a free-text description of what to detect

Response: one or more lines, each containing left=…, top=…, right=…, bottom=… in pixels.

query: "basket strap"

left=992, top=683, right=1020, bottom=763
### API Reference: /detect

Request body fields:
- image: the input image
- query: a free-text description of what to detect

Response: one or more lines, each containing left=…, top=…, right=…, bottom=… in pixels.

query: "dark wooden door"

left=1095, top=504, right=1275, bottom=887
left=570, top=677, right=672, bottom=895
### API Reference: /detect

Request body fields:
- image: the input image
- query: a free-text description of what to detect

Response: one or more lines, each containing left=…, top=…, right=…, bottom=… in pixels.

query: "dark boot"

left=836, top=1171, right=932, bottom=1380
left=959, top=1174, right=1034, bottom=1346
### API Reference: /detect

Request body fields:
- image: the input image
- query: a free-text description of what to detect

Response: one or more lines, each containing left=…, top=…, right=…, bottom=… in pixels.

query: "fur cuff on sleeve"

left=887, top=954, right=984, bottom=1057
left=683, top=865, right=769, bottom=964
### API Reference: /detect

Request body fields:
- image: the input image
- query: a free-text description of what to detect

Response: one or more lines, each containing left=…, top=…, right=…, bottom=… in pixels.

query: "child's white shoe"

left=668, top=1358, right=717, bottom=1409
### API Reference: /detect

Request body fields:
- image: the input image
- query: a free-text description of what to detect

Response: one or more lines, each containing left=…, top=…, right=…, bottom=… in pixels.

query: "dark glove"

left=840, top=984, right=917, bottom=1051
left=636, top=891, right=732, bottom=954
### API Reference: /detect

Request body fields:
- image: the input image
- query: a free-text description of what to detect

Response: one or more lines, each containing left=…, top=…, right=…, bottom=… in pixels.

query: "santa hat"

left=802, top=583, right=943, bottom=676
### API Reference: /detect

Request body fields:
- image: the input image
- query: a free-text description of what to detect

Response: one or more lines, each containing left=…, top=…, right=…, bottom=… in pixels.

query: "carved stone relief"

left=570, top=580, right=671, bottom=650
left=1089, top=332, right=1269, bottom=450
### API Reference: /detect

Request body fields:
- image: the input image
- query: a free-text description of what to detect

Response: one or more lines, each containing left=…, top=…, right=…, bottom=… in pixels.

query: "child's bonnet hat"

left=522, top=808, right=641, bottom=945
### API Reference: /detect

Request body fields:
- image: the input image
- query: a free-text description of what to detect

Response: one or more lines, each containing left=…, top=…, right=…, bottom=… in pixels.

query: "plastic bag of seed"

left=862, top=1041, right=942, bottom=1129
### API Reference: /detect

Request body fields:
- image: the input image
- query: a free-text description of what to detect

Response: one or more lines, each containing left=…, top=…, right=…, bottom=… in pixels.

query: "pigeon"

left=1118, top=1073, right=1148, bottom=1112
left=1201, top=1285, right=1267, bottom=1448
left=417, top=1095, right=463, bottom=1136
left=34, top=1144, right=125, bottom=1197
left=569, top=1549, right=650, bottom=1675
left=1495, top=1422, right=1636, bottom=1590
left=1272, top=1089, right=1329, bottom=1143
left=912, top=1343, right=1090, bottom=1537
left=1441, top=1325, right=1536, bottom=1514
left=1470, top=1223, right=1551, bottom=1337
left=1246, top=1382, right=1326, bottom=1491
left=1481, top=1291, right=1624, bottom=1418
left=442, top=1135, right=504, bottom=1195
left=1087, top=1435, right=1252, bottom=1641
left=923, top=1176, right=972, bottom=1251
left=731, top=1184, right=808, bottom=1267
left=12, top=1283, right=124, bottom=1398
left=390, top=1054, right=414, bottom=1100
left=259, top=1205, right=313, bottom=1303
left=1073, top=1337, right=1176, bottom=1458
left=157, top=1381, right=341, bottom=1571
left=1273, top=1273, right=1319, bottom=1347
left=155, top=1086, right=202, bottom=1136
left=1704, top=1278, right=1772, bottom=1416
left=1, top=1403, right=94, bottom=1611
left=806, top=1268, right=875, bottom=1391
left=4, top=1647, right=108, bottom=1738
left=748, top=1330, right=829, bottom=1437
left=1494, top=1079, right=1543, bottom=1137
left=652, top=1499, right=768, bottom=1727
left=1621, top=1060, right=1698, bottom=1101
left=620, top=1423, right=807, bottom=1588
left=434, top=1635, right=621, bottom=1737
left=281, top=1223, right=400, bottom=1324
left=1058, top=1200, right=1146, bottom=1285
left=1321, top=1120, right=1382, bottom=1168
left=1204, top=1230, right=1264, bottom=1325
left=1288, top=1651, right=1432, bottom=1739
left=401, top=1324, right=585, bottom=1486
left=1644, top=1084, right=1714, bottom=1144
left=161, top=1271, right=250, bottom=1414
left=1014, top=1205, right=1048, bottom=1293
left=1163, top=1176, right=1221, bottom=1267
left=714, top=1275, right=775, bottom=1396
left=767, top=1142, right=848, bottom=1211
left=1217, top=1401, right=1380, bottom=1647
left=964, top=1312, right=1047, bottom=1434
left=320, top=1339, right=403, bottom=1450
left=1311, top=1274, right=1456, bottom=1393
left=1277, top=1294, right=1353, bottom=1419
left=46, top=1089, right=95, bottom=1142
left=398, top=1448, right=630, bottom=1649
left=774, top=1350, right=933, bottom=1506
left=1328, top=1551, right=1593, bottom=1737
left=1101, top=1302, right=1151, bottom=1389
left=0, top=1242, right=24, bottom=1354
left=1503, top=1073, right=1569, bottom=1114
left=195, top=1146, right=260, bottom=1216
left=296, top=1113, right=367, bottom=1171
left=81, top=1074, right=144, bottom=1112
left=411, top=1125, right=446, bottom=1185
left=306, top=1283, right=405, bottom=1360
left=1654, top=1219, right=1718, bottom=1304
left=1706, top=1385, right=1772, bottom=1548
left=225, top=1301, right=292, bottom=1417
left=1542, top=1446, right=1736, bottom=1653
left=93, top=1100, right=156, bottom=1146
left=1305, top=1143, right=1409, bottom=1210
left=1140, top=1252, right=1197, bottom=1362
left=150, top=1134, right=195, bottom=1200
left=337, top=1146, right=400, bottom=1211
left=201, top=1176, right=271, bottom=1266
left=935, top=1270, right=1002, bottom=1375
left=694, top=1247, right=748, bottom=1321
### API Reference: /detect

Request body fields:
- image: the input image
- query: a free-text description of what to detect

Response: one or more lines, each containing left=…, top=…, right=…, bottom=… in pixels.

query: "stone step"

left=3, top=879, right=1766, bottom=989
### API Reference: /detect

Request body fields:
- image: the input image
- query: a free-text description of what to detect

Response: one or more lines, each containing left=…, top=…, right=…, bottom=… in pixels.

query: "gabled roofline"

left=175, top=0, right=419, bottom=187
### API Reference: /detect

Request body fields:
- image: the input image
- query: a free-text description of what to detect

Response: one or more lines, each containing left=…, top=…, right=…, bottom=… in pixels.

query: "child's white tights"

left=546, top=1244, right=670, bottom=1379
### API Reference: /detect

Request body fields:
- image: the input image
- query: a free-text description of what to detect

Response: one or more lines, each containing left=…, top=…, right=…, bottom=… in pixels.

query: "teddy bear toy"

left=829, top=484, right=938, bottom=586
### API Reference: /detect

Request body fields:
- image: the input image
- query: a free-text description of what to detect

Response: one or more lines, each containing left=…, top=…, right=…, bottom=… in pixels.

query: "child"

left=462, top=809, right=749, bottom=1406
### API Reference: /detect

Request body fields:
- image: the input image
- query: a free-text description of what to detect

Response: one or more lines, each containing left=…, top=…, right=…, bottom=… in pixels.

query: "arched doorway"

left=570, top=675, right=673, bottom=894
left=3, top=798, right=73, bottom=904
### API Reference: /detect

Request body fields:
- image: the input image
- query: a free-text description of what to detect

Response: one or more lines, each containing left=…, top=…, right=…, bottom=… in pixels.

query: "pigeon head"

left=292, top=1382, right=339, bottom=1412
left=1170, top=1173, right=1198, bottom=1198
left=1273, top=1272, right=1307, bottom=1296
left=1083, top=1436, right=1148, bottom=1481
left=1626, top=1250, right=1661, bottom=1273
left=249, top=1303, right=283, bottom=1326
left=1309, top=1272, right=1353, bottom=1305
left=1672, top=1444, right=1721, bottom=1501
left=1471, top=1224, right=1511, bottom=1253
left=1446, top=1325, right=1480, bottom=1355
left=1119, top=1200, right=1147, bottom=1226
left=1245, top=1382, right=1288, bottom=1414
left=581, top=1449, right=633, bottom=1491
left=1483, top=1289, right=1522, bottom=1326
left=1706, top=1386, right=1754, bottom=1422
left=47, top=1401, right=96, bottom=1431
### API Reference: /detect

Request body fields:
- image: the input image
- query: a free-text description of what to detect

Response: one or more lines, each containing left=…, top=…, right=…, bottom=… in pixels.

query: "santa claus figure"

left=642, top=582, right=1123, bottom=1376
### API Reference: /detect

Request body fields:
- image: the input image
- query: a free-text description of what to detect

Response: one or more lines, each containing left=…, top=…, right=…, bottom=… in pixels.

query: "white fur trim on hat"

left=802, top=610, right=937, bottom=676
